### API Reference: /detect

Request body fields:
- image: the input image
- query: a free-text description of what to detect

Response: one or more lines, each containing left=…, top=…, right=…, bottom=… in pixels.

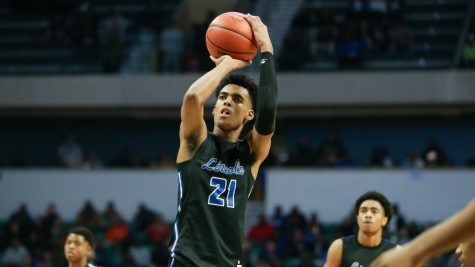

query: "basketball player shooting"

left=167, top=14, right=277, bottom=267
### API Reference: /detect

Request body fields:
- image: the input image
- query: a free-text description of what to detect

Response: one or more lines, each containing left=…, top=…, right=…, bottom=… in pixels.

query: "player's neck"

left=68, top=258, right=88, bottom=267
left=357, top=230, right=383, bottom=247
left=212, top=127, right=241, bottom=142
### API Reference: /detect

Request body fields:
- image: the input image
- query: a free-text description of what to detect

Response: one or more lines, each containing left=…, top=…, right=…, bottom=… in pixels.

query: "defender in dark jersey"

left=168, top=14, right=277, bottom=267
left=325, top=191, right=397, bottom=267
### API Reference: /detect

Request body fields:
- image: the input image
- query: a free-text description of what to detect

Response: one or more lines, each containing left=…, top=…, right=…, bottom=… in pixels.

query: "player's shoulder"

left=341, top=234, right=357, bottom=244
left=329, top=237, right=344, bottom=249
left=382, top=237, right=398, bottom=248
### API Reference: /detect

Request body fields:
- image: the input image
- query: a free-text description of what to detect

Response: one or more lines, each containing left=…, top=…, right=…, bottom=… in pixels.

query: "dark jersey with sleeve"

left=168, top=132, right=255, bottom=267
left=340, top=235, right=396, bottom=267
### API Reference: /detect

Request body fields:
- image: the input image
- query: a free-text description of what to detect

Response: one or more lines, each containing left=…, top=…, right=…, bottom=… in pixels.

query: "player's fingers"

left=244, top=14, right=260, bottom=24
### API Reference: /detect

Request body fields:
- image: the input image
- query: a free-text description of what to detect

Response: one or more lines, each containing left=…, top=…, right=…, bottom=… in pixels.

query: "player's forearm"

left=185, top=63, right=234, bottom=105
left=406, top=199, right=475, bottom=260
left=255, top=51, right=277, bottom=135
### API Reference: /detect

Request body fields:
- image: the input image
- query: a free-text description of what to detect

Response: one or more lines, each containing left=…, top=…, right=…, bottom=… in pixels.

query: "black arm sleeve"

left=255, top=51, right=278, bottom=135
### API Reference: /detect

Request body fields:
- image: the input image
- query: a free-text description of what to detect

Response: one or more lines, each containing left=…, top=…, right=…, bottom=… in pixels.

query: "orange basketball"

left=206, top=12, right=258, bottom=61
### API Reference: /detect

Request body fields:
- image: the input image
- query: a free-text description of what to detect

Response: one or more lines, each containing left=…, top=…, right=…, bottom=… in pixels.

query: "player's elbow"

left=183, top=91, right=203, bottom=107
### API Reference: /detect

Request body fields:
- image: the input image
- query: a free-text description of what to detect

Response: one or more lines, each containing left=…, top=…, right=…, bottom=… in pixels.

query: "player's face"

left=456, top=240, right=475, bottom=267
left=357, top=199, right=388, bottom=235
left=64, top=233, right=92, bottom=263
left=213, top=84, right=254, bottom=131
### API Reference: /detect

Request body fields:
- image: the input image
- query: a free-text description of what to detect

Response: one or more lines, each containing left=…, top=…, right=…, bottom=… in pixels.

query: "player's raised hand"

left=244, top=14, right=273, bottom=54
left=210, top=55, right=251, bottom=71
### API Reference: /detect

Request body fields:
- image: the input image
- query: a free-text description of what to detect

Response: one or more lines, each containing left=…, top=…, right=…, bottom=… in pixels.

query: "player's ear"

left=382, top=216, right=388, bottom=227
left=246, top=109, right=254, bottom=121
left=86, top=244, right=93, bottom=259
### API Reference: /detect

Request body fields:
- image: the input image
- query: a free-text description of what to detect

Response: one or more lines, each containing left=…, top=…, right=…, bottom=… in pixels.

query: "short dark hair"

left=354, top=191, right=393, bottom=224
left=215, top=73, right=257, bottom=110
left=69, top=227, right=95, bottom=249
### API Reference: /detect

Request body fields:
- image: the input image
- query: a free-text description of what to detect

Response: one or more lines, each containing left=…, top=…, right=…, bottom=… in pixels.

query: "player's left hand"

left=244, top=14, right=273, bottom=54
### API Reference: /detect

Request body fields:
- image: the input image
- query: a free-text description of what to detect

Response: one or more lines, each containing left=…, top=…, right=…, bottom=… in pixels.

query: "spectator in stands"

left=316, top=132, right=348, bottom=167
left=301, top=214, right=322, bottom=257
left=73, top=4, right=99, bottom=54
left=336, top=22, right=367, bottom=68
left=370, top=24, right=390, bottom=55
left=248, top=214, right=275, bottom=243
left=46, top=14, right=67, bottom=45
left=75, top=201, right=100, bottom=230
left=159, top=20, right=185, bottom=73
left=99, top=243, right=123, bottom=267
left=1, top=238, right=31, bottom=267
left=47, top=217, right=66, bottom=263
left=422, top=137, right=449, bottom=167
left=146, top=214, right=171, bottom=245
left=105, top=218, right=130, bottom=244
left=110, top=149, right=147, bottom=168
left=292, top=7, right=313, bottom=32
left=129, top=237, right=153, bottom=267
left=35, top=250, right=54, bottom=267
left=280, top=7, right=313, bottom=71
left=151, top=241, right=170, bottom=267
left=390, top=19, right=412, bottom=55
left=279, top=30, right=309, bottom=71
left=100, top=201, right=124, bottom=230
left=25, top=231, right=42, bottom=259
left=150, top=151, right=174, bottom=169
left=82, top=151, right=104, bottom=170
left=314, top=8, right=336, bottom=58
left=285, top=206, right=308, bottom=233
left=42, top=203, right=60, bottom=230
left=7, top=203, right=34, bottom=244
left=271, top=206, right=286, bottom=231
left=100, top=10, right=130, bottom=73
left=388, top=203, right=407, bottom=236
left=286, top=137, right=315, bottom=166
left=41, top=203, right=64, bottom=245
left=402, top=151, right=424, bottom=168
left=462, top=33, right=475, bottom=68
left=57, top=135, right=84, bottom=169
left=132, top=203, right=156, bottom=232
left=3, top=220, right=20, bottom=247
left=368, top=146, right=393, bottom=168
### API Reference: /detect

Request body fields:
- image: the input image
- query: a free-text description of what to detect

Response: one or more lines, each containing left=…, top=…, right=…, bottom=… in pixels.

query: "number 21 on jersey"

left=208, top=177, right=237, bottom=208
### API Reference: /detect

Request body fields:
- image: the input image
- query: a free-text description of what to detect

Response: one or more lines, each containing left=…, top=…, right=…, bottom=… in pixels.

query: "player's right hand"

left=210, top=55, right=251, bottom=71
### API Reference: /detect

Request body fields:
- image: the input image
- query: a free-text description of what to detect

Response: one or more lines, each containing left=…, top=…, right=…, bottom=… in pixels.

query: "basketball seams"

left=206, top=35, right=255, bottom=55
left=208, top=24, right=258, bottom=47
left=206, top=12, right=259, bottom=61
